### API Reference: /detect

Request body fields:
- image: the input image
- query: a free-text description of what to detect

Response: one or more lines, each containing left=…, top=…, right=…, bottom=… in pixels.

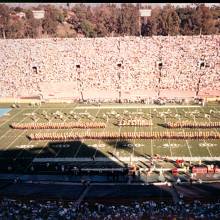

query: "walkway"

left=75, top=185, right=91, bottom=206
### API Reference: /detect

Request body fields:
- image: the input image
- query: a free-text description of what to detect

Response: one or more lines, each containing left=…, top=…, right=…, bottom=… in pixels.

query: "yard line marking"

left=150, top=107, right=153, bottom=157
left=0, top=128, right=21, bottom=143
left=94, top=105, right=101, bottom=119
left=37, top=109, right=59, bottom=157
left=206, top=143, right=213, bottom=157
left=0, top=109, right=25, bottom=128
left=75, top=105, right=201, bottom=110
left=73, top=105, right=88, bottom=158
left=62, top=104, right=69, bottom=122
left=133, top=107, right=142, bottom=156
left=11, top=136, right=34, bottom=161
left=185, top=140, right=192, bottom=157
left=28, top=104, right=73, bottom=165
left=130, top=108, right=138, bottom=162
left=115, top=125, right=122, bottom=155
left=73, top=138, right=83, bottom=158
left=2, top=107, right=41, bottom=161
left=199, top=107, right=216, bottom=157
left=1, top=107, right=39, bottom=149
left=213, top=106, right=220, bottom=122
left=13, top=136, right=40, bottom=161
left=52, top=102, right=70, bottom=157
left=31, top=105, right=75, bottom=162
left=67, top=104, right=79, bottom=158
left=24, top=141, right=48, bottom=173
left=113, top=108, right=120, bottom=155
left=174, top=106, right=191, bottom=158
left=0, top=109, right=26, bottom=139
left=163, top=107, right=172, bottom=157
left=5, top=130, right=27, bottom=150
left=93, top=106, right=108, bottom=158
left=54, top=103, right=78, bottom=158
left=6, top=104, right=201, bottom=110
left=184, top=107, right=193, bottom=158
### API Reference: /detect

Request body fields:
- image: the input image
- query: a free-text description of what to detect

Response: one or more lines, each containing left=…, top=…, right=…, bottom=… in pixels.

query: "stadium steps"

left=0, top=181, right=13, bottom=191
left=75, top=185, right=91, bottom=206
left=170, top=186, right=180, bottom=204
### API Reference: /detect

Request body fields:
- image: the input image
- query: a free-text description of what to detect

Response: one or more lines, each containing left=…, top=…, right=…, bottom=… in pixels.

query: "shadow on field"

left=0, top=140, right=129, bottom=175
left=104, top=139, right=146, bottom=158
left=0, top=140, right=174, bottom=203
left=157, top=123, right=168, bottom=128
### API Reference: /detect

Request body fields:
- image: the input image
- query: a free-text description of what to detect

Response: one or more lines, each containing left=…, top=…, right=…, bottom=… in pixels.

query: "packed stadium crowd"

left=0, top=35, right=219, bottom=101
left=0, top=198, right=220, bottom=219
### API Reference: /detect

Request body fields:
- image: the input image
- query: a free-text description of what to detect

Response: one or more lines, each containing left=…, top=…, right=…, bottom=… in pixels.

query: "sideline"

left=33, top=156, right=220, bottom=163
left=75, top=105, right=201, bottom=109
left=0, top=109, right=25, bottom=129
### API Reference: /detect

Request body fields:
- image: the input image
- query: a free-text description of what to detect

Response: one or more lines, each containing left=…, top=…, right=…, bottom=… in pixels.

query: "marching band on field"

left=166, top=121, right=220, bottom=128
left=11, top=122, right=106, bottom=129
left=117, top=119, right=153, bottom=127
left=12, top=121, right=220, bottom=130
left=28, top=131, right=220, bottom=141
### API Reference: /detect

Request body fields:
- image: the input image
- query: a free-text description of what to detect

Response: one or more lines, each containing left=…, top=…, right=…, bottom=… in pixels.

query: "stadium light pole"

left=138, top=3, right=142, bottom=37
left=196, top=60, right=205, bottom=97
left=117, top=38, right=122, bottom=103
left=117, top=63, right=122, bottom=103
left=76, top=65, right=84, bottom=102
left=139, top=5, right=152, bottom=37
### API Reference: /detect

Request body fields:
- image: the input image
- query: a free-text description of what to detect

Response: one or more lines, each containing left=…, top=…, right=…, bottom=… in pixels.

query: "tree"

left=42, top=16, right=58, bottom=36
left=192, top=4, right=216, bottom=35
left=210, top=6, right=220, bottom=34
left=117, top=4, right=139, bottom=36
left=72, top=4, right=93, bottom=21
left=42, top=6, right=63, bottom=36
left=155, top=4, right=180, bottom=36
left=0, top=4, right=10, bottom=38
left=0, top=4, right=218, bottom=38
left=7, top=19, right=25, bottom=38
left=80, top=19, right=96, bottom=37
left=66, top=13, right=81, bottom=33
left=176, top=6, right=195, bottom=35
left=141, top=18, right=153, bottom=36
left=93, top=4, right=119, bottom=37
left=68, top=4, right=95, bottom=37
left=13, top=7, right=23, bottom=13
left=23, top=10, right=42, bottom=38
left=94, top=8, right=109, bottom=37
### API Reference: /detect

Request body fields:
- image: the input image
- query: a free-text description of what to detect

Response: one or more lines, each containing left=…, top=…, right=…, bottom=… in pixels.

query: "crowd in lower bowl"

left=0, top=198, right=220, bottom=219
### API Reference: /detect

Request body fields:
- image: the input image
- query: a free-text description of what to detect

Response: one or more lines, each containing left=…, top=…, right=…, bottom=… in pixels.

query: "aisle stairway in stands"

left=75, top=185, right=91, bottom=206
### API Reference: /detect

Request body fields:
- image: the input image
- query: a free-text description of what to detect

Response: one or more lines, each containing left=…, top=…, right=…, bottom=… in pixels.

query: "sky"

left=3, top=3, right=220, bottom=8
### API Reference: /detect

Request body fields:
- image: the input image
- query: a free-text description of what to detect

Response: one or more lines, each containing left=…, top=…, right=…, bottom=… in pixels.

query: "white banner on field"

left=139, top=9, right=151, bottom=17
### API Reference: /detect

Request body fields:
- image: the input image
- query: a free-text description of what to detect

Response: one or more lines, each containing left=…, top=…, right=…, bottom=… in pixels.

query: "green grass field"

left=0, top=102, right=220, bottom=164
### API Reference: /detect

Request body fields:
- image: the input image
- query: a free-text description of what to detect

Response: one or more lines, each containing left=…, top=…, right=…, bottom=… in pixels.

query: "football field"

left=0, top=102, right=220, bottom=167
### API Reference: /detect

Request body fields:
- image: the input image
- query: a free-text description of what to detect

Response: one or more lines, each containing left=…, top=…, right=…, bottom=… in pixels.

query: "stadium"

left=0, top=3, right=220, bottom=219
